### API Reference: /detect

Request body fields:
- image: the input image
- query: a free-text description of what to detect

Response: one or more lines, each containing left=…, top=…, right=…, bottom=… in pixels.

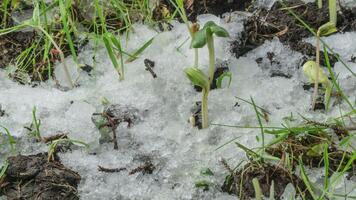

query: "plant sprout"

left=185, top=21, right=229, bottom=129
left=47, top=138, right=88, bottom=161
left=303, top=61, right=332, bottom=111
left=311, top=0, right=337, bottom=109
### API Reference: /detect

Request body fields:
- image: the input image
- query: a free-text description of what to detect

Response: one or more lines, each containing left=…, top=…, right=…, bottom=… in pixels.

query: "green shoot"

left=216, top=71, right=232, bottom=89
left=59, top=0, right=78, bottom=64
left=0, top=160, right=9, bottom=180
left=103, top=32, right=125, bottom=80
left=299, top=157, right=318, bottom=199
left=311, top=0, right=337, bottom=109
left=47, top=138, right=89, bottom=161
left=302, top=61, right=332, bottom=111
left=185, top=67, right=209, bottom=128
left=0, top=125, right=16, bottom=154
left=185, top=21, right=229, bottom=129
left=125, top=36, right=155, bottom=63
left=269, top=181, right=275, bottom=200
left=252, top=178, right=263, bottom=200
left=31, top=106, right=42, bottom=142
left=192, top=21, right=229, bottom=85
left=323, top=46, right=355, bottom=111
left=250, top=97, right=266, bottom=158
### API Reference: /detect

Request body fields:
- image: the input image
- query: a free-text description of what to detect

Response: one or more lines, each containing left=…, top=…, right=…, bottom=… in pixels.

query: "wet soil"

left=231, top=0, right=356, bottom=67
left=221, top=162, right=309, bottom=200
left=0, top=153, right=81, bottom=200
left=161, top=0, right=253, bottom=22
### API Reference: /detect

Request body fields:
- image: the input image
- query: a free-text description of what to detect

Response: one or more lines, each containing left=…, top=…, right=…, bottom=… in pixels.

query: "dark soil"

left=0, top=153, right=81, bottom=200
left=231, top=0, right=356, bottom=67
left=221, top=162, right=309, bottom=200
left=184, top=0, right=253, bottom=21
left=161, top=0, right=253, bottom=22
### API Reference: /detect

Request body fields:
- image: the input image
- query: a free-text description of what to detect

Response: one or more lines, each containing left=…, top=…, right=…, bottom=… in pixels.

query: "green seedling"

left=303, top=61, right=332, bottom=111
left=47, top=138, right=88, bottom=161
left=252, top=178, right=263, bottom=200
left=31, top=106, right=42, bottom=142
left=216, top=71, right=232, bottom=89
left=185, top=21, right=229, bottom=129
left=0, top=125, right=16, bottom=154
left=311, top=0, right=337, bottom=110
left=0, top=160, right=9, bottom=180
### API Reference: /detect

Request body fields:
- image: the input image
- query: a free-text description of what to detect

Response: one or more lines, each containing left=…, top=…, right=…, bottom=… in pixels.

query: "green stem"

left=194, top=48, right=199, bottom=67
left=207, top=34, right=215, bottom=87
left=312, top=31, right=321, bottom=110
left=202, top=88, right=209, bottom=129
left=329, top=0, right=337, bottom=25
left=318, top=0, right=323, bottom=8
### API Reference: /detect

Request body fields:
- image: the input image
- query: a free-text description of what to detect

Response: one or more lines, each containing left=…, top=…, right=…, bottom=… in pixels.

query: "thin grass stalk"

left=312, top=31, right=321, bottom=109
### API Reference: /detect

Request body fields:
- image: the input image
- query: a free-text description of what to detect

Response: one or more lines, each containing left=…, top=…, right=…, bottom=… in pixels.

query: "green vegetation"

left=185, top=21, right=229, bottom=129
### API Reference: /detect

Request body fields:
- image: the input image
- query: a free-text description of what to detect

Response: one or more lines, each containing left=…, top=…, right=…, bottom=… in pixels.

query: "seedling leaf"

left=184, top=67, right=209, bottom=90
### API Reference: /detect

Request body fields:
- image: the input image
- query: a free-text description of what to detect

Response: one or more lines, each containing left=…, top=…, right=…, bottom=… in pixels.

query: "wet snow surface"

left=1, top=12, right=356, bottom=200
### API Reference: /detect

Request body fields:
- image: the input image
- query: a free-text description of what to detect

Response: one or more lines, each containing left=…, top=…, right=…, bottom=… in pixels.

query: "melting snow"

left=0, top=12, right=355, bottom=200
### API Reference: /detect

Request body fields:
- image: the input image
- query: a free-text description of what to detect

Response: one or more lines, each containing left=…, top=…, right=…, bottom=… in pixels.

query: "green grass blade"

left=125, top=36, right=154, bottom=63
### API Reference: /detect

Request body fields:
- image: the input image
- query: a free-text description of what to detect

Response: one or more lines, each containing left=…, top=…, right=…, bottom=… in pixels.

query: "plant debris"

left=144, top=58, right=157, bottom=78
left=92, top=104, right=140, bottom=150
left=129, top=160, right=155, bottom=175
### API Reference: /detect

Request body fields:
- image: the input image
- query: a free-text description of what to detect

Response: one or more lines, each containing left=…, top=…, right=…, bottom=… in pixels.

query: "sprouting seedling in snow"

left=303, top=61, right=332, bottom=111
left=311, top=0, right=337, bottom=109
left=185, top=21, right=229, bottom=129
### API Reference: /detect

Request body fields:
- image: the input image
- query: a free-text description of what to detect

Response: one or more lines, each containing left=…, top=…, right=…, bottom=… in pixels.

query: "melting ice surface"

left=0, top=13, right=356, bottom=199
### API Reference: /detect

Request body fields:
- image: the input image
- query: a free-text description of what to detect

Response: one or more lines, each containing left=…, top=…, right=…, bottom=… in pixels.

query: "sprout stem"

left=202, top=88, right=209, bottom=129
left=312, top=31, right=321, bottom=110
left=329, top=0, right=337, bottom=25
left=194, top=48, right=199, bottom=68
left=318, top=0, right=323, bottom=9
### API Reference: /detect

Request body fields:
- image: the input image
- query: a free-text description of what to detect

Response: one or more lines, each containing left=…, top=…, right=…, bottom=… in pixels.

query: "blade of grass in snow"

left=299, top=158, right=318, bottom=200
left=250, top=97, right=265, bottom=157
left=125, top=36, right=154, bottom=63
left=323, top=46, right=355, bottom=111
left=0, top=160, right=9, bottom=179
left=0, top=125, right=16, bottom=154
left=59, top=0, right=78, bottom=63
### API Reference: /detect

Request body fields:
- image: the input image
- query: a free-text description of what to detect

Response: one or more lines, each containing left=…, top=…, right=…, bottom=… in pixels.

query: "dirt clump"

left=0, top=153, right=81, bottom=200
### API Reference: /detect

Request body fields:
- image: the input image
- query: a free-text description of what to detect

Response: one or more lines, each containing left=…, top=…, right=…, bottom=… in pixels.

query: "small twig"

left=102, top=112, right=119, bottom=150
left=144, top=59, right=157, bottom=78
left=98, top=165, right=126, bottom=173
left=129, top=161, right=155, bottom=175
